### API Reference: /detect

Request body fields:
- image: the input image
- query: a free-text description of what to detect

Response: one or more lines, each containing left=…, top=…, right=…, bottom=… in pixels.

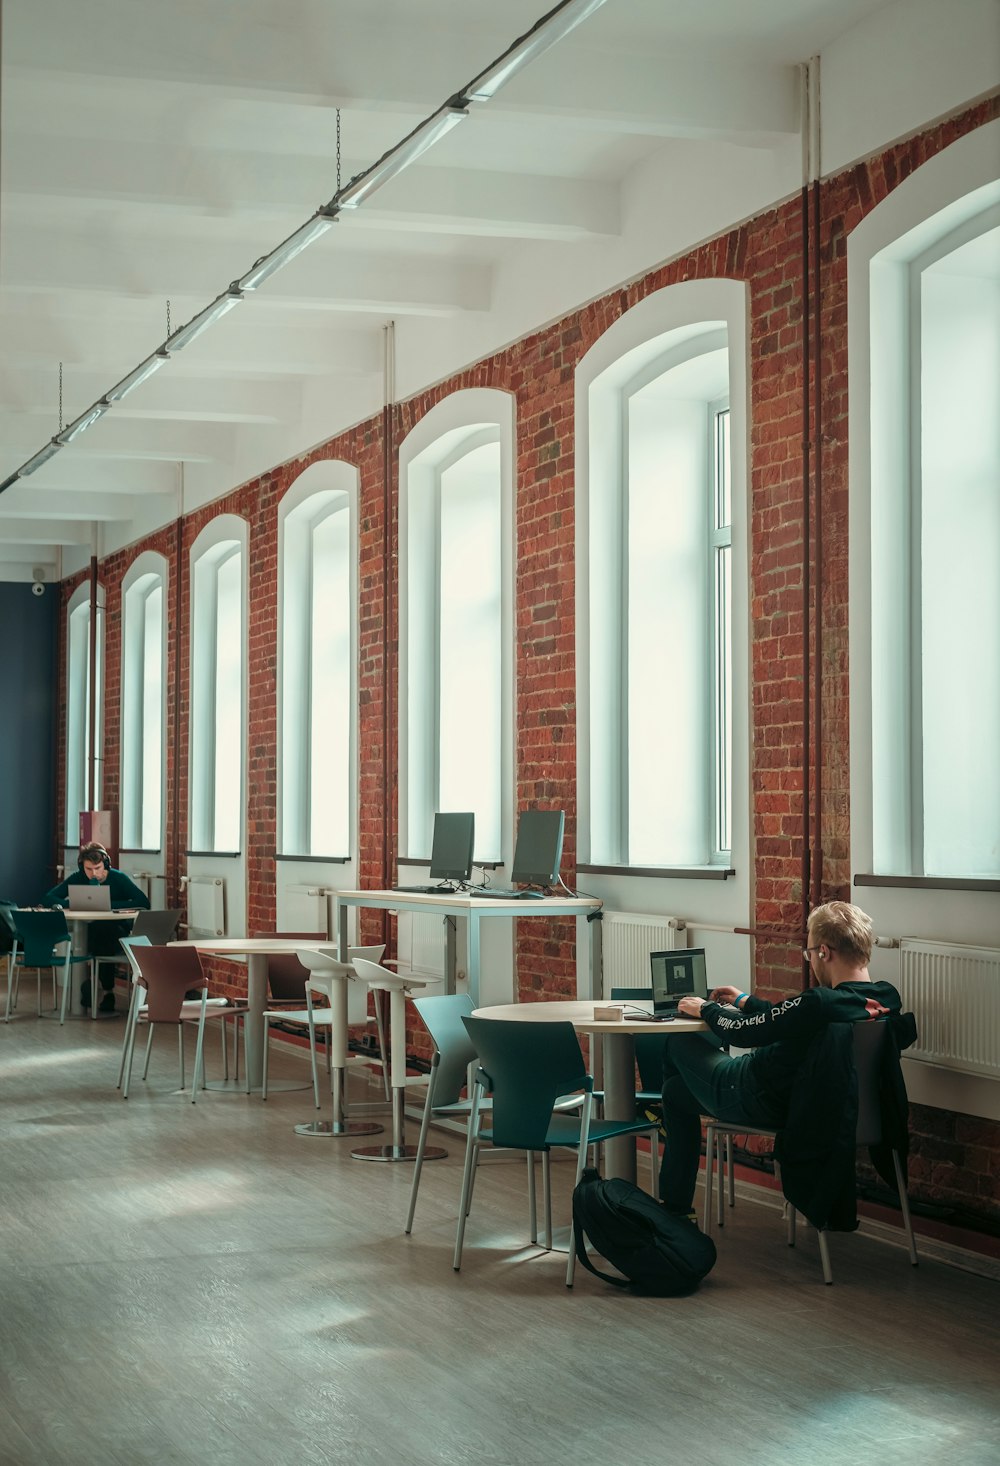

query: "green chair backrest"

left=412, top=994, right=477, bottom=1108
left=11, top=909, right=71, bottom=966
left=462, top=1015, right=588, bottom=1151
left=0, top=899, right=18, bottom=951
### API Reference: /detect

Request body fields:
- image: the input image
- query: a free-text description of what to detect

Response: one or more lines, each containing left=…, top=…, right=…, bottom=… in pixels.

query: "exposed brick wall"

left=52, top=94, right=1000, bottom=1227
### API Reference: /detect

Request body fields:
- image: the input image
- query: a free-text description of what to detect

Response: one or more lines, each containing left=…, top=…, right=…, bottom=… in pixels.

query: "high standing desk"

left=471, top=999, right=707, bottom=1184
left=333, top=890, right=603, bottom=1007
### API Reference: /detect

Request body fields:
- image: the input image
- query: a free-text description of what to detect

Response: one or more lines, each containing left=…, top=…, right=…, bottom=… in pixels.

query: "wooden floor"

left=2, top=999, right=999, bottom=1466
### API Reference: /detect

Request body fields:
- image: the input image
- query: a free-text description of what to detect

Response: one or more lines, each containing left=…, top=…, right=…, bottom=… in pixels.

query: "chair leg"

left=261, top=1016, right=270, bottom=1099
left=373, top=995, right=390, bottom=1100
left=306, top=1006, right=321, bottom=1110
left=191, top=1005, right=208, bottom=1104
left=117, top=987, right=139, bottom=1088
left=219, top=1018, right=229, bottom=1081
left=404, top=1073, right=438, bottom=1235
left=892, top=1150, right=919, bottom=1266
left=817, top=1228, right=834, bottom=1284
left=142, top=1025, right=155, bottom=1079
left=727, top=1134, right=736, bottom=1209
left=178, top=1026, right=186, bottom=1090
left=541, top=1152, right=552, bottom=1251
left=527, top=1152, right=537, bottom=1244
left=453, top=1084, right=484, bottom=1271
left=703, top=1124, right=716, bottom=1231
left=59, top=956, right=72, bottom=1025
left=565, top=1099, right=594, bottom=1288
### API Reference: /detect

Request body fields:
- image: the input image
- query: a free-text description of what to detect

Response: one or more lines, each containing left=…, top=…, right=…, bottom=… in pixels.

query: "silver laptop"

left=650, top=948, right=709, bottom=1015
left=67, top=884, right=112, bottom=912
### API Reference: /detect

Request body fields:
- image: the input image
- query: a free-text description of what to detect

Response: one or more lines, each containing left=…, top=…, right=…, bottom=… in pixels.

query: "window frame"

left=120, top=551, right=168, bottom=852
left=398, top=389, right=515, bottom=868
left=65, top=580, right=105, bottom=843
left=575, top=281, right=748, bottom=878
left=189, top=516, right=247, bottom=855
left=277, top=460, right=358, bottom=860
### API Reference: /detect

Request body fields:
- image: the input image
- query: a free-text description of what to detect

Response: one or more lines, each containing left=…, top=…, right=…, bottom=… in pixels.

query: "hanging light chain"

left=336, top=109, right=342, bottom=192
left=59, top=361, right=64, bottom=432
left=166, top=299, right=172, bottom=336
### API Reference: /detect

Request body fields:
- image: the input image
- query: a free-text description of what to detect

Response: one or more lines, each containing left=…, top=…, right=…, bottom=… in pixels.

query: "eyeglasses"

left=802, top=945, right=823, bottom=959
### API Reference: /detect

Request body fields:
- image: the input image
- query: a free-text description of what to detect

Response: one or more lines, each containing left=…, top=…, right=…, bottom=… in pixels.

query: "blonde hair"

left=807, top=901, right=873, bottom=966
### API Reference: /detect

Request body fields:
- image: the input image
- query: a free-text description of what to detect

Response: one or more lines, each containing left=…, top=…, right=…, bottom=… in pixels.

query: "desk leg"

left=243, top=953, right=268, bottom=1090
left=467, top=914, right=480, bottom=1007
left=444, top=916, right=457, bottom=997
left=602, top=1032, right=637, bottom=1185
left=337, top=901, right=349, bottom=962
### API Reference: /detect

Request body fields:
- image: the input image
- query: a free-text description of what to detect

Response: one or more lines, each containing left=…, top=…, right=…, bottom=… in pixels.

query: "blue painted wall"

left=0, top=582, right=56, bottom=903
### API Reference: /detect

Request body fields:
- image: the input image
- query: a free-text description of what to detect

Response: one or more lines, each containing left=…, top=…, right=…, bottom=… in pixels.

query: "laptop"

left=67, top=884, right=112, bottom=912
left=649, top=947, right=709, bottom=1016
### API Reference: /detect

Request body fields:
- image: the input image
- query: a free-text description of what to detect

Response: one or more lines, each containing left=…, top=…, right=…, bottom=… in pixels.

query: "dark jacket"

left=701, top=982, right=916, bottom=1231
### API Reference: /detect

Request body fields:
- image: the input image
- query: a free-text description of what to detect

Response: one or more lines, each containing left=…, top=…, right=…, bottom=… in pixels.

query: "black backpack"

left=572, top=1167, right=717, bottom=1296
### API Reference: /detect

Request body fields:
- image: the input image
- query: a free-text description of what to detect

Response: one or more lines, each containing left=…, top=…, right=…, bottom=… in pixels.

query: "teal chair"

left=4, top=909, right=91, bottom=1024
left=407, top=994, right=585, bottom=1237
left=454, top=1016, right=660, bottom=1287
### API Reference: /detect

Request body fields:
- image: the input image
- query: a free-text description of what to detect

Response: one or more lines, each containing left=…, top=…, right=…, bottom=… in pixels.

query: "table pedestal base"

left=350, top=1142, right=446, bottom=1163
left=295, top=1119, right=383, bottom=1139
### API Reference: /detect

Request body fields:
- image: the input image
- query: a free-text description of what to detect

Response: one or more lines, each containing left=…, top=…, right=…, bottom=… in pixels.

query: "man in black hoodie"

left=658, top=901, right=903, bottom=1218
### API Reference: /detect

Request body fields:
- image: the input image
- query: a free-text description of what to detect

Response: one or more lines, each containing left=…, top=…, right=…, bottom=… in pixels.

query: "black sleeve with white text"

left=701, top=990, right=825, bottom=1048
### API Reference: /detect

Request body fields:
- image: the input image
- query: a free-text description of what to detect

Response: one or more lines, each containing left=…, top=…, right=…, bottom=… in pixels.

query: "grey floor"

left=1, top=999, right=998, bottom=1466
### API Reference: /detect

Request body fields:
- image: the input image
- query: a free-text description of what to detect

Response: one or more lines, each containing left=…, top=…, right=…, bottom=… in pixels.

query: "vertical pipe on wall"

left=87, top=551, right=98, bottom=814
left=381, top=322, right=396, bottom=944
left=811, top=59, right=824, bottom=910
left=799, top=62, right=812, bottom=960
left=171, top=513, right=183, bottom=910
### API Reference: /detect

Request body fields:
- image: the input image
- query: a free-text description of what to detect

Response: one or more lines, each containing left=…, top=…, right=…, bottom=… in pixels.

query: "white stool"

left=293, top=946, right=386, bottom=1139
left=349, top=957, right=444, bottom=1162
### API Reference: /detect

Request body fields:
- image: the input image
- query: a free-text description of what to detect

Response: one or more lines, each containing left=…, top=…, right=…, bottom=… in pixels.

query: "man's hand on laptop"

left=677, top=995, right=706, bottom=1017
left=708, top=985, right=741, bottom=1006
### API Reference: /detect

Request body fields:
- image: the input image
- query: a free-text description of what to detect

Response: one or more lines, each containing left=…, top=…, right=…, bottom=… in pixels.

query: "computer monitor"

left=510, top=808, right=565, bottom=888
left=428, top=812, right=475, bottom=883
left=650, top=948, right=709, bottom=1015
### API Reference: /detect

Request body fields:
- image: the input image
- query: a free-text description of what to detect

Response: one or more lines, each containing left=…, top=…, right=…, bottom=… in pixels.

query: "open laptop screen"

left=67, top=884, right=112, bottom=912
left=650, top=948, right=708, bottom=1014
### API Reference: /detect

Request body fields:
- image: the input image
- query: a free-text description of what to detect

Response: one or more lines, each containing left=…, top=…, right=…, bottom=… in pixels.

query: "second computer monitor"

left=510, top=808, right=565, bottom=888
left=428, top=812, right=475, bottom=883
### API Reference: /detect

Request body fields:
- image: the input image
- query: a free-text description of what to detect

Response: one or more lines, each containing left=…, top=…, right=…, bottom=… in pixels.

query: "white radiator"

left=184, top=876, right=226, bottom=938
left=601, top=911, right=687, bottom=995
left=283, top=884, right=335, bottom=939
left=898, top=939, right=1000, bottom=1079
left=128, top=871, right=166, bottom=902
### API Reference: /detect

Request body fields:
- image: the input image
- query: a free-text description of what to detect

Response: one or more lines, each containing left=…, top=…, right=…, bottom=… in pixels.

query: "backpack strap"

left=572, top=1209, right=630, bottom=1289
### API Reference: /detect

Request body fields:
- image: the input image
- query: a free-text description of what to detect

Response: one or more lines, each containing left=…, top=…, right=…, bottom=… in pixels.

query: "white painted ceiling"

left=0, top=0, right=990, bottom=583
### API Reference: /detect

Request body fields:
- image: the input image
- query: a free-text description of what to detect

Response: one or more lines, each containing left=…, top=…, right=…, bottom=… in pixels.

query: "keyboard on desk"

left=467, top=887, right=549, bottom=900
left=391, top=884, right=458, bottom=895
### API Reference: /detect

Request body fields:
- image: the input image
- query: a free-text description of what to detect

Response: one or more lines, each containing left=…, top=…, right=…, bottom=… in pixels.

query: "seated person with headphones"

left=44, top=843, right=150, bottom=1012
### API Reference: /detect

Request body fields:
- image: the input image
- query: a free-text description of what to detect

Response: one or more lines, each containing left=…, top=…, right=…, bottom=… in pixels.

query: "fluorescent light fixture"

left=239, top=211, right=338, bottom=291
left=463, top=0, right=609, bottom=102
left=106, top=351, right=171, bottom=403
left=19, top=440, right=63, bottom=477
left=56, top=401, right=111, bottom=445
left=167, top=289, right=244, bottom=351
left=336, top=106, right=468, bottom=208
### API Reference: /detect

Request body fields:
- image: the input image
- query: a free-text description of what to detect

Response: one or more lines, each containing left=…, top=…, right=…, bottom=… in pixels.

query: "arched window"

left=65, top=582, right=105, bottom=842
left=400, top=391, right=514, bottom=865
left=851, top=122, right=1000, bottom=882
left=190, top=518, right=246, bottom=852
left=279, top=462, right=356, bottom=857
left=121, top=553, right=167, bottom=850
left=577, top=280, right=748, bottom=870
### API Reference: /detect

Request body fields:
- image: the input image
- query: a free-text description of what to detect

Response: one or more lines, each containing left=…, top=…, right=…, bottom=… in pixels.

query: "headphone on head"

left=78, top=843, right=110, bottom=872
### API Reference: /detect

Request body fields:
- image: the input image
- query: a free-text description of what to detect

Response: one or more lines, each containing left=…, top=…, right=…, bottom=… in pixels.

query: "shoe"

left=99, top=991, right=116, bottom=1014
